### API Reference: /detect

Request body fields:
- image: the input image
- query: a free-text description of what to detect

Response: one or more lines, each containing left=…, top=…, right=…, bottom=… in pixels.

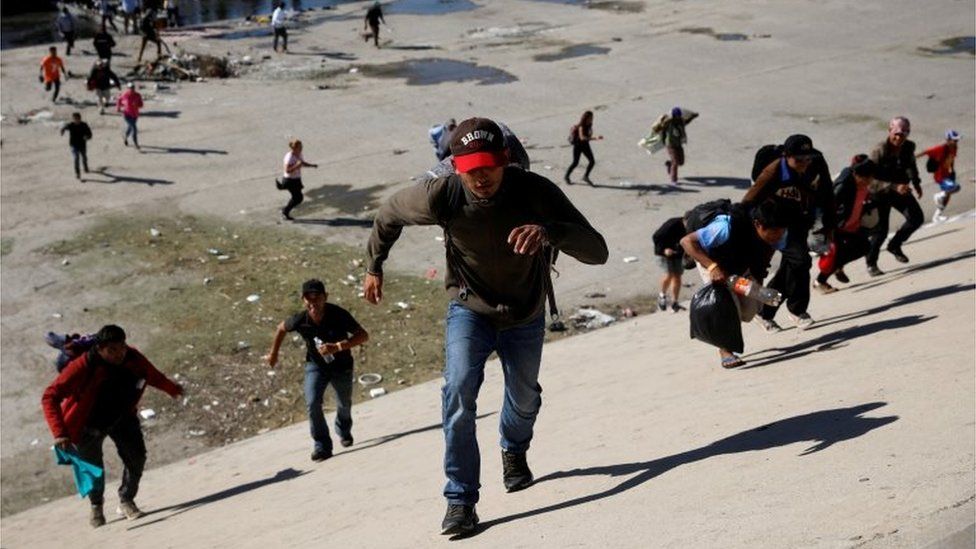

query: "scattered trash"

left=571, top=307, right=616, bottom=330
left=584, top=292, right=606, bottom=298
left=369, top=387, right=387, bottom=398
left=621, top=307, right=637, bottom=318
left=622, top=256, right=639, bottom=263
left=358, top=373, right=383, bottom=386
left=267, top=370, right=276, bottom=376
left=349, top=67, right=359, bottom=73
left=246, top=294, right=260, bottom=303
left=808, top=116, right=819, bottom=123
left=216, top=255, right=231, bottom=261
left=424, top=267, right=438, bottom=280
left=52, top=313, right=63, bottom=319
left=236, top=340, right=250, bottom=350
left=207, top=248, right=221, bottom=255
left=149, top=228, right=161, bottom=238
left=61, top=258, right=70, bottom=266
left=30, top=438, right=39, bottom=447
left=395, top=301, right=410, bottom=310
left=139, top=409, right=156, bottom=420
left=203, top=277, right=214, bottom=285
left=188, top=429, right=206, bottom=437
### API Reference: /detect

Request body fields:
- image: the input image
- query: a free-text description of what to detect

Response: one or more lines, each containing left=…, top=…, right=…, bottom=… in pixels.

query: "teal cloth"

left=54, top=447, right=104, bottom=498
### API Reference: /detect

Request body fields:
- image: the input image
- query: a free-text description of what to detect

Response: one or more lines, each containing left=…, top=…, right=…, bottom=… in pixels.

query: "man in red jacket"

left=42, top=324, right=183, bottom=528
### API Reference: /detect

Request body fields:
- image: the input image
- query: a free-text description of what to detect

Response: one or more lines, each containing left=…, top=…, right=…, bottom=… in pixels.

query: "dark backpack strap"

left=438, top=176, right=473, bottom=299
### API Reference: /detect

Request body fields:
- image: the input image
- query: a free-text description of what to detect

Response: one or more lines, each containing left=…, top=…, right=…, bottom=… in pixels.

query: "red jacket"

left=42, top=346, right=181, bottom=442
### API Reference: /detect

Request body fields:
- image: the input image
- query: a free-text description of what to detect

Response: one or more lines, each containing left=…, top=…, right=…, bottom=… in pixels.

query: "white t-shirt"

left=283, top=151, right=303, bottom=179
left=271, top=7, right=286, bottom=28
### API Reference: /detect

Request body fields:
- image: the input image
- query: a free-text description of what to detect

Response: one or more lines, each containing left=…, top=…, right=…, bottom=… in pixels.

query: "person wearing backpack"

left=41, top=325, right=183, bottom=528
left=564, top=110, right=603, bottom=186
left=813, top=155, right=877, bottom=292
left=652, top=216, right=688, bottom=312
left=743, top=134, right=835, bottom=331
left=652, top=106, right=698, bottom=184
left=429, top=118, right=457, bottom=161
left=916, top=129, right=960, bottom=222
left=364, top=117, right=608, bottom=536
left=136, top=8, right=170, bottom=64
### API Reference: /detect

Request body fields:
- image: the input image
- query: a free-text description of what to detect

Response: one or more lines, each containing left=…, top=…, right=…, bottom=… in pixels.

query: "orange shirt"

left=41, top=55, right=64, bottom=83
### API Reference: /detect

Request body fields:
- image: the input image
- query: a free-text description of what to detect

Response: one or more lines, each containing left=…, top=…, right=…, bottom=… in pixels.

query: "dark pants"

left=273, top=27, right=288, bottom=51
left=45, top=80, right=61, bottom=101
left=817, top=231, right=868, bottom=282
left=167, top=7, right=180, bottom=27
left=866, top=191, right=923, bottom=265
left=565, top=142, right=595, bottom=181
left=75, top=414, right=147, bottom=506
left=303, top=363, right=354, bottom=453
left=123, top=115, right=139, bottom=147
left=281, top=177, right=303, bottom=217
left=369, top=23, right=380, bottom=46
left=63, top=31, right=76, bottom=55
left=761, top=225, right=812, bottom=319
left=71, top=145, right=89, bottom=177
left=667, top=145, right=684, bottom=183
left=102, top=14, right=119, bottom=32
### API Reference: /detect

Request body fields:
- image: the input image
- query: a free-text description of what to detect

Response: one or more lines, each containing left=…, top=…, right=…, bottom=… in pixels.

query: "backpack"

left=751, top=144, right=783, bottom=182
left=683, top=198, right=733, bottom=233
left=925, top=156, right=939, bottom=174
left=568, top=124, right=579, bottom=145
left=428, top=124, right=445, bottom=148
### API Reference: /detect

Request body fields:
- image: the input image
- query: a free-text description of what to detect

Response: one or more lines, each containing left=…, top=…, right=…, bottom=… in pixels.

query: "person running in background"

left=40, top=47, right=68, bottom=103
left=364, top=2, right=386, bottom=48
left=564, top=110, right=603, bottom=186
left=45, top=331, right=97, bottom=372
left=41, top=324, right=183, bottom=528
left=93, top=23, right=117, bottom=66
left=88, top=59, right=121, bottom=115
left=61, top=112, right=93, bottom=180
left=121, top=0, right=141, bottom=35
left=136, top=8, right=170, bottom=63
left=813, top=155, right=877, bottom=293
left=652, top=216, right=688, bottom=312
left=865, top=116, right=923, bottom=275
left=271, top=2, right=288, bottom=53
left=165, top=0, right=180, bottom=27
left=277, top=139, right=319, bottom=221
left=116, top=82, right=143, bottom=149
left=265, top=279, right=369, bottom=462
left=98, top=0, right=119, bottom=32
left=652, top=106, right=698, bottom=184
left=55, top=8, right=77, bottom=56
left=680, top=200, right=788, bottom=368
left=430, top=118, right=457, bottom=161
left=917, top=130, right=961, bottom=222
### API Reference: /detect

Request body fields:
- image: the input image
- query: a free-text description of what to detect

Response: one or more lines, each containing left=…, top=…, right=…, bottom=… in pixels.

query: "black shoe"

left=311, top=448, right=333, bottom=462
left=564, top=176, right=573, bottom=185
left=833, top=268, right=850, bottom=284
left=440, top=504, right=478, bottom=536
left=275, top=178, right=285, bottom=190
left=340, top=436, right=353, bottom=448
left=887, top=246, right=909, bottom=263
left=867, top=264, right=884, bottom=277
left=281, top=211, right=294, bottom=221
left=501, top=450, right=534, bottom=492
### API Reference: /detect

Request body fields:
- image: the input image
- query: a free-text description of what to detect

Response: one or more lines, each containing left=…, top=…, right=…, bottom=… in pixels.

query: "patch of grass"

left=1, top=237, right=12, bottom=256
left=42, top=215, right=444, bottom=446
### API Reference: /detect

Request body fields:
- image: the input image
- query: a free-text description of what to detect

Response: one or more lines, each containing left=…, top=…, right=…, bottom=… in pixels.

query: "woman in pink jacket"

left=116, top=82, right=143, bottom=149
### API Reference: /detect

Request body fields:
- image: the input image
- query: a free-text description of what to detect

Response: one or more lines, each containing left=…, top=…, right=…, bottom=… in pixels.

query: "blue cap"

left=946, top=129, right=960, bottom=141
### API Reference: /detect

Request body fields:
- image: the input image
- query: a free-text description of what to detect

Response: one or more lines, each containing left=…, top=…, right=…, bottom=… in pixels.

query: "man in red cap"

left=364, top=117, right=608, bottom=536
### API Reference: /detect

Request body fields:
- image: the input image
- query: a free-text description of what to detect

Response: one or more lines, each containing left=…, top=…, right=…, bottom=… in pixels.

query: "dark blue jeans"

left=442, top=301, right=545, bottom=505
left=303, top=362, right=353, bottom=453
left=71, top=145, right=89, bottom=177
left=123, top=115, right=138, bottom=147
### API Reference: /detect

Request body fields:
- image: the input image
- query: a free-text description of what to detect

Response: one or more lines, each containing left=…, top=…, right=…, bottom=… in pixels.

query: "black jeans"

left=273, top=27, right=288, bottom=51
left=75, top=414, right=147, bottom=505
left=817, top=230, right=868, bottom=282
left=866, top=191, right=923, bottom=265
left=63, top=31, right=76, bottom=55
left=761, top=225, right=812, bottom=319
left=565, top=142, right=595, bottom=181
left=45, top=79, right=61, bottom=101
left=281, top=177, right=304, bottom=217
left=71, top=144, right=89, bottom=177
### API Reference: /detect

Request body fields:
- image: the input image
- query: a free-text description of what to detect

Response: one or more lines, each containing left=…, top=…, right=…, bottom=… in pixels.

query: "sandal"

left=720, top=355, right=745, bottom=369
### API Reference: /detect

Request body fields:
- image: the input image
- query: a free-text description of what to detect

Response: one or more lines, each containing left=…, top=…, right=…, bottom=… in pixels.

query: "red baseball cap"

left=450, top=117, right=507, bottom=173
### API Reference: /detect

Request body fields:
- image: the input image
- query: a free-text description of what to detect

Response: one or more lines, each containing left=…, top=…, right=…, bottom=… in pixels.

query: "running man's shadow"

left=465, top=402, right=897, bottom=537
left=740, top=314, right=935, bottom=369
left=84, top=168, right=174, bottom=186
left=291, top=217, right=373, bottom=228
left=139, top=110, right=182, bottom=118
left=340, top=412, right=496, bottom=457
left=139, top=145, right=228, bottom=155
left=683, top=175, right=752, bottom=190
left=845, top=249, right=975, bottom=294
left=584, top=181, right=700, bottom=196
left=807, top=283, right=974, bottom=331
left=287, top=50, right=359, bottom=60
left=127, top=468, right=308, bottom=530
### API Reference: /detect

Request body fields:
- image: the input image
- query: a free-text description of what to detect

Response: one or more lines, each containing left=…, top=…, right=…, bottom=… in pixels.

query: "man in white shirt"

left=271, top=2, right=288, bottom=53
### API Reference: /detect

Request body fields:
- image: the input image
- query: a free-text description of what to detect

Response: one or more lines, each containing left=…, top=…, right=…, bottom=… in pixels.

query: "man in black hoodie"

left=814, top=155, right=877, bottom=292
left=61, top=112, right=92, bottom=179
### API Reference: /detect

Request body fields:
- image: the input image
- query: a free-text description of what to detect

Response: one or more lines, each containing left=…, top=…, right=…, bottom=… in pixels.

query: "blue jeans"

left=71, top=145, right=89, bottom=177
left=123, top=115, right=138, bottom=146
left=442, top=300, right=545, bottom=505
left=303, top=362, right=353, bottom=453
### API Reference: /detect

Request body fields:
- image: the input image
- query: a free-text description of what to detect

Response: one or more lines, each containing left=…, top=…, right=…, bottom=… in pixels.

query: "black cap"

left=450, top=117, right=507, bottom=173
left=783, top=134, right=818, bottom=157
left=301, top=279, right=326, bottom=296
left=850, top=154, right=876, bottom=177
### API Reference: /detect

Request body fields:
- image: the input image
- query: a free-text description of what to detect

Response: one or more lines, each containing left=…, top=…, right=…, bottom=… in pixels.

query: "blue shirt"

left=695, top=215, right=787, bottom=254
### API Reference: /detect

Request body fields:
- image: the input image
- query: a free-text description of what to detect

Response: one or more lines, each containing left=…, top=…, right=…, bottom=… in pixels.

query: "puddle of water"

left=358, top=58, right=517, bottom=86
left=586, top=1, right=645, bottom=13
left=387, top=0, right=479, bottom=15
left=533, top=43, right=611, bottom=62
left=303, top=183, right=388, bottom=216
left=918, top=36, right=975, bottom=56
left=680, top=27, right=748, bottom=41
left=205, top=28, right=271, bottom=40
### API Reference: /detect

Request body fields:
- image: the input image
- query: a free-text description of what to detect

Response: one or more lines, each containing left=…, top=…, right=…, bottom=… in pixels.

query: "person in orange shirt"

left=39, top=46, right=68, bottom=102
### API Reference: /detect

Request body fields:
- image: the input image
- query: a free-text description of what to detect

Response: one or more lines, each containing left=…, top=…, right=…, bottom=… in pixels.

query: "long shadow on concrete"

left=291, top=217, right=373, bottom=228
left=807, top=283, right=974, bottom=332
left=582, top=181, right=699, bottom=196
left=472, top=402, right=897, bottom=536
left=83, top=169, right=173, bottom=186
left=340, top=412, right=496, bottom=458
left=683, top=175, right=752, bottom=190
left=846, top=249, right=975, bottom=294
left=739, top=314, right=936, bottom=369
left=139, top=145, right=228, bottom=155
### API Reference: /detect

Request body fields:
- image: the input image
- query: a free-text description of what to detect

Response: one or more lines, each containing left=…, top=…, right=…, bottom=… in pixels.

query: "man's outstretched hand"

left=508, top=224, right=547, bottom=255
left=364, top=273, right=383, bottom=304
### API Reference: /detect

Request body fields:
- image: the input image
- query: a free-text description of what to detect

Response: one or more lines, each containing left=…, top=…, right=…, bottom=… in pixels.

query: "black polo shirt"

left=284, top=304, right=362, bottom=370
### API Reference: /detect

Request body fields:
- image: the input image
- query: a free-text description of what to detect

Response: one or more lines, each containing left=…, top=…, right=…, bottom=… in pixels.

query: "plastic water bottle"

left=313, top=337, right=334, bottom=364
left=727, top=275, right=782, bottom=306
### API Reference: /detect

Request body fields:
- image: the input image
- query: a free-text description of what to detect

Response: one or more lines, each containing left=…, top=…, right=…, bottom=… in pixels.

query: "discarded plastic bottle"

left=313, top=337, right=334, bottom=363
left=727, top=275, right=782, bottom=306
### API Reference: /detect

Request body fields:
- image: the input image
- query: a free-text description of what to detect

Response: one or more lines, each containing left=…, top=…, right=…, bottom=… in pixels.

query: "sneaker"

left=281, top=211, right=294, bottom=222
left=788, top=312, right=815, bottom=330
left=90, top=504, right=106, bottom=528
left=340, top=436, right=354, bottom=448
left=833, top=268, right=850, bottom=284
left=117, top=500, right=144, bottom=520
left=657, top=293, right=667, bottom=311
left=932, top=209, right=947, bottom=223
left=757, top=318, right=782, bottom=333
left=440, top=504, right=478, bottom=536
left=501, top=450, right=534, bottom=492
left=887, top=246, right=909, bottom=263
left=812, top=280, right=837, bottom=294
left=867, top=264, right=884, bottom=277
left=311, top=448, right=333, bottom=462
left=670, top=302, right=684, bottom=313
left=933, top=192, right=947, bottom=209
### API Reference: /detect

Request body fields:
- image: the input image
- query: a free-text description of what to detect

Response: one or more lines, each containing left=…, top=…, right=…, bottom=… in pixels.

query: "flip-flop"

left=721, top=356, right=745, bottom=369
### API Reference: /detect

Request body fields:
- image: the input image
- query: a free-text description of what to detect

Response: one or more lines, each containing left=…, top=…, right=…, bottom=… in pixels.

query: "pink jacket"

left=116, top=89, right=143, bottom=118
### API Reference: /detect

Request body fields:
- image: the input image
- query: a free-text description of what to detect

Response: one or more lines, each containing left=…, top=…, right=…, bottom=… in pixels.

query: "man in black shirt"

left=93, top=24, right=116, bottom=66
left=364, top=2, right=386, bottom=48
left=87, top=59, right=121, bottom=115
left=266, top=279, right=369, bottom=462
left=61, top=112, right=92, bottom=180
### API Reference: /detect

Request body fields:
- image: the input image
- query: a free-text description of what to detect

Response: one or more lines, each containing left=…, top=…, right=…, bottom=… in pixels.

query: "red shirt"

left=923, top=143, right=956, bottom=183
left=841, top=185, right=870, bottom=233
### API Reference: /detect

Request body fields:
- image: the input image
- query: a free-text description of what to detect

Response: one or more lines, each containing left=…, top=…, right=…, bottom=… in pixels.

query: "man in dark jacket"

left=865, top=116, right=923, bottom=275
left=87, top=59, right=121, bottom=115
left=814, top=155, right=877, bottom=292
left=60, top=112, right=92, bottom=179
left=42, top=325, right=183, bottom=528
left=652, top=216, right=688, bottom=312
left=92, top=23, right=116, bottom=65
left=364, top=117, right=608, bottom=536
left=743, top=134, right=834, bottom=331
